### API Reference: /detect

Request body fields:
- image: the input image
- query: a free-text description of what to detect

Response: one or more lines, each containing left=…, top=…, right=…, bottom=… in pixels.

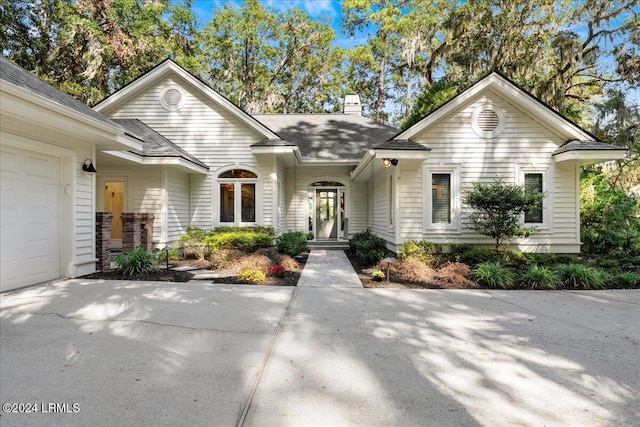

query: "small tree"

left=463, top=180, right=545, bottom=250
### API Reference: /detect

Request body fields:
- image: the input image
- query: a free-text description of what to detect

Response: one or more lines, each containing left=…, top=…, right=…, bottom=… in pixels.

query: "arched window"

left=218, top=169, right=258, bottom=224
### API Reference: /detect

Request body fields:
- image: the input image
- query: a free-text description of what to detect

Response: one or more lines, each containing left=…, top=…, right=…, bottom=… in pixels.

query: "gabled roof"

left=93, top=59, right=281, bottom=141
left=1, top=56, right=121, bottom=130
left=394, top=71, right=596, bottom=143
left=253, top=113, right=399, bottom=161
left=375, top=139, right=431, bottom=151
left=552, top=139, right=626, bottom=155
left=112, top=119, right=209, bottom=170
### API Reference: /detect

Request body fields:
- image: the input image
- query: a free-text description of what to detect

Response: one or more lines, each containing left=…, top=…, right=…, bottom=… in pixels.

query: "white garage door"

left=1, top=145, right=61, bottom=291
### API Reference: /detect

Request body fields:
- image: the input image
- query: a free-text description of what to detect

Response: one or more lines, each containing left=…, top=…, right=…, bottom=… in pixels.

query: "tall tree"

left=197, top=0, right=343, bottom=113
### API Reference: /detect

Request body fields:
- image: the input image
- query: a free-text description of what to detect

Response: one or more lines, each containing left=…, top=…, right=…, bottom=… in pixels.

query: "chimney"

left=344, top=94, right=362, bottom=116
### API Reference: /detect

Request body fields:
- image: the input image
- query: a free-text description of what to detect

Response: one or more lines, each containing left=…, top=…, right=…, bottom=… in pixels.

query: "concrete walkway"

left=296, top=249, right=363, bottom=288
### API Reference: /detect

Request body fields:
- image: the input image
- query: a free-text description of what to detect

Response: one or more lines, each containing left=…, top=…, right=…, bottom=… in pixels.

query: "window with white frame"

left=218, top=169, right=258, bottom=224
left=425, top=165, right=461, bottom=230
left=517, top=164, right=552, bottom=228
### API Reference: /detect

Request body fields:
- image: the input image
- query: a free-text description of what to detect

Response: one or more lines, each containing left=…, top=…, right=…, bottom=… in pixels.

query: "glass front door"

left=308, top=185, right=346, bottom=240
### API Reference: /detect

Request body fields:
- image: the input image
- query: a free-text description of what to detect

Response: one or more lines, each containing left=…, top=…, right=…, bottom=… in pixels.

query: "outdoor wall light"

left=82, top=159, right=97, bottom=174
left=382, top=158, right=398, bottom=168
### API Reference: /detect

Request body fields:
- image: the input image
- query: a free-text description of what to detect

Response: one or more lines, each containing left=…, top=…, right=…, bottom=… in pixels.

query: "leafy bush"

left=112, top=249, right=157, bottom=275
left=473, top=262, right=514, bottom=288
left=371, top=271, right=385, bottom=281
left=580, top=173, right=640, bottom=259
left=306, top=232, right=314, bottom=240
left=276, top=231, right=308, bottom=256
left=614, top=272, right=640, bottom=288
left=205, top=232, right=273, bottom=252
left=398, top=240, right=437, bottom=263
left=239, top=269, right=266, bottom=283
left=463, top=179, right=545, bottom=249
left=349, top=231, right=388, bottom=266
left=520, top=265, right=562, bottom=290
left=178, top=226, right=212, bottom=260
left=270, top=265, right=286, bottom=278
left=156, top=247, right=180, bottom=263
left=213, top=225, right=276, bottom=237
left=555, top=264, right=607, bottom=289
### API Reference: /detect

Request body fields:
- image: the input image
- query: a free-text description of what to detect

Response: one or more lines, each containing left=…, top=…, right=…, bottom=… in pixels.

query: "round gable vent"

left=159, top=84, right=185, bottom=111
left=471, top=104, right=505, bottom=138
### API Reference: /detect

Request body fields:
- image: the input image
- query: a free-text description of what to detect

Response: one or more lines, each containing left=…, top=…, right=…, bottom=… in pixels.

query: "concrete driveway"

left=1, top=280, right=639, bottom=426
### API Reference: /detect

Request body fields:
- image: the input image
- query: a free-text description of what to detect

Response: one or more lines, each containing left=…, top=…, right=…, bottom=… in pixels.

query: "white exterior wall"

left=403, top=89, right=580, bottom=252
left=108, top=76, right=275, bottom=231
left=166, top=168, right=190, bottom=243
left=369, top=166, right=394, bottom=242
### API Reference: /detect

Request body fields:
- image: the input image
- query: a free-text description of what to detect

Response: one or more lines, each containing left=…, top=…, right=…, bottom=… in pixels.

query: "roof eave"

left=553, top=149, right=628, bottom=165
left=102, top=150, right=209, bottom=174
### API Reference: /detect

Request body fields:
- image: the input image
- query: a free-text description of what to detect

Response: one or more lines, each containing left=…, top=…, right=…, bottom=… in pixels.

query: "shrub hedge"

left=349, top=231, right=388, bottom=265
left=204, top=231, right=273, bottom=252
left=276, top=231, right=308, bottom=256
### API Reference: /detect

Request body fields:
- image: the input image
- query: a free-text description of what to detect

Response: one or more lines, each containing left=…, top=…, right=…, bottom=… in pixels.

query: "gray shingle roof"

left=0, top=56, right=120, bottom=129
left=375, top=139, right=431, bottom=151
left=552, top=140, right=627, bottom=156
left=253, top=114, right=399, bottom=160
left=112, top=119, right=208, bottom=169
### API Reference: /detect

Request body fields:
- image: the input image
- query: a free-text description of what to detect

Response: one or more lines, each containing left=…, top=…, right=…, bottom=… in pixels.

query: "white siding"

left=109, top=76, right=276, bottom=230
left=401, top=89, right=580, bottom=252
left=133, top=167, right=164, bottom=243
left=166, top=169, right=190, bottom=243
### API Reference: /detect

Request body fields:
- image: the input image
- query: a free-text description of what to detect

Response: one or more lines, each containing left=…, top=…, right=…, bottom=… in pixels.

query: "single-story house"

left=0, top=57, right=627, bottom=291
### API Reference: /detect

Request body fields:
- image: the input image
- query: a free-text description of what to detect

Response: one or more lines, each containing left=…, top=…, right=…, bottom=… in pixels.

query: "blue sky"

left=192, top=0, right=362, bottom=48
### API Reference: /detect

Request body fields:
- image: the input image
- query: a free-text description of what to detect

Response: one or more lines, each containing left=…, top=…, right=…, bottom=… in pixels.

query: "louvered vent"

left=164, top=88, right=182, bottom=107
left=476, top=109, right=500, bottom=132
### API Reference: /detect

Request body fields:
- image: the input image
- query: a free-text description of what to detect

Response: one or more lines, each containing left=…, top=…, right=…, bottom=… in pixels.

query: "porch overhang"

left=250, top=145, right=303, bottom=167
left=552, top=140, right=628, bottom=166
left=102, top=150, right=209, bottom=174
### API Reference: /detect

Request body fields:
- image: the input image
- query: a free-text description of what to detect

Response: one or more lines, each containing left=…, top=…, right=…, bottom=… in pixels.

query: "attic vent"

left=471, top=104, right=505, bottom=138
left=159, top=84, right=185, bottom=111
left=476, top=109, right=499, bottom=131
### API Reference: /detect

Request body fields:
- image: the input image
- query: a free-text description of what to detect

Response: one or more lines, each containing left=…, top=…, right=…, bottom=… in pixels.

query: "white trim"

left=102, top=150, right=208, bottom=174
left=423, top=164, right=461, bottom=232
left=213, top=165, right=263, bottom=227
left=159, top=84, right=186, bottom=112
left=553, top=150, right=627, bottom=165
left=396, top=73, right=594, bottom=142
left=515, top=163, right=554, bottom=231
left=93, top=60, right=280, bottom=141
left=470, top=103, right=505, bottom=138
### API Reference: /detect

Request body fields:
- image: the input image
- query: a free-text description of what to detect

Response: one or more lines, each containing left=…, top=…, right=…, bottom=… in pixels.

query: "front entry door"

left=316, top=190, right=338, bottom=239
left=104, top=181, right=125, bottom=248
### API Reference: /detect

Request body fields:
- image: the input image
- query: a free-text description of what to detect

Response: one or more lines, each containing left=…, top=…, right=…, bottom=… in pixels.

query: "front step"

left=307, top=240, right=350, bottom=251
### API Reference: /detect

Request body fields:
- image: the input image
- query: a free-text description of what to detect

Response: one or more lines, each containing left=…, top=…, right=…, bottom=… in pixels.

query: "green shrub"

left=454, top=246, right=502, bottom=267
left=239, top=269, right=266, bottom=283
left=371, top=271, right=385, bottom=281
left=213, top=225, right=276, bottom=237
left=156, top=247, right=180, bottom=263
left=580, top=172, right=640, bottom=259
left=555, top=264, right=607, bottom=289
left=614, top=272, right=640, bottom=288
left=276, top=231, right=308, bottom=256
left=306, top=232, right=315, bottom=240
left=398, top=240, right=437, bottom=263
left=473, top=262, right=514, bottom=289
left=520, top=265, right=562, bottom=290
left=349, top=231, right=388, bottom=266
left=205, top=232, right=273, bottom=252
left=178, top=226, right=212, bottom=260
left=112, top=249, right=157, bottom=275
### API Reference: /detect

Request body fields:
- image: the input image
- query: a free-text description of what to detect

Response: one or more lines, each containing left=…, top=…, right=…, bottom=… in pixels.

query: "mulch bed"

left=345, top=250, right=479, bottom=289
left=81, top=253, right=308, bottom=286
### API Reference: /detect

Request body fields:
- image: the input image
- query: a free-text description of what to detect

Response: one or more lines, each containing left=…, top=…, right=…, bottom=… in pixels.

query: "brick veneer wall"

left=96, top=212, right=113, bottom=271
left=121, top=213, right=155, bottom=251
